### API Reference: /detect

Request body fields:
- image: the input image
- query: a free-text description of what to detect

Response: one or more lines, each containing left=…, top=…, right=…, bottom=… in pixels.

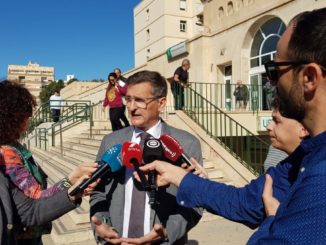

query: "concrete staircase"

left=31, top=113, right=253, bottom=244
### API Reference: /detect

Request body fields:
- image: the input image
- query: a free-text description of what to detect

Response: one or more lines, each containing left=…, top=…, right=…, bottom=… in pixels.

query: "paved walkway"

left=188, top=217, right=255, bottom=245
left=43, top=216, right=255, bottom=245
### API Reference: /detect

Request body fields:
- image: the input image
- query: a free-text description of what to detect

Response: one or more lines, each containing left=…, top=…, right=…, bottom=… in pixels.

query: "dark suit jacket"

left=0, top=172, right=77, bottom=245
left=90, top=122, right=203, bottom=244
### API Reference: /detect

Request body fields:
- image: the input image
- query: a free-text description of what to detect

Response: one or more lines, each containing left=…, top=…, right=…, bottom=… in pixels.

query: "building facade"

left=134, top=0, right=204, bottom=66
left=131, top=0, right=326, bottom=111
left=7, top=61, right=54, bottom=98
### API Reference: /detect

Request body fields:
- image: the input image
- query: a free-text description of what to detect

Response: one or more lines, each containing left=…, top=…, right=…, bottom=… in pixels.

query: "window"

left=180, top=0, right=186, bottom=11
left=218, top=7, right=224, bottom=19
left=180, top=20, right=187, bottom=32
left=250, top=17, right=286, bottom=68
left=146, top=9, right=149, bottom=21
left=227, top=2, right=234, bottom=15
left=146, top=48, right=151, bottom=60
left=146, top=29, right=150, bottom=41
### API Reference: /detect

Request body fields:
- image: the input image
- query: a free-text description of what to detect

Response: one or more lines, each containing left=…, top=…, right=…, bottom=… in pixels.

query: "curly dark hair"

left=0, top=80, right=37, bottom=145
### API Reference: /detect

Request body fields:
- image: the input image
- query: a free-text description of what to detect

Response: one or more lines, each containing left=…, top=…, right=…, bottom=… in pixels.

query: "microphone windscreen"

left=159, top=134, right=183, bottom=162
left=100, top=144, right=123, bottom=172
left=121, top=142, right=143, bottom=169
left=143, top=138, right=164, bottom=164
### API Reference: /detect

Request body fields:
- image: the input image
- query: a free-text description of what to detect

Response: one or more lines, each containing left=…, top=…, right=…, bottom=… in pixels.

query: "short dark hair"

left=126, top=70, right=167, bottom=98
left=108, top=72, right=117, bottom=79
left=0, top=80, right=37, bottom=144
left=288, top=8, right=326, bottom=71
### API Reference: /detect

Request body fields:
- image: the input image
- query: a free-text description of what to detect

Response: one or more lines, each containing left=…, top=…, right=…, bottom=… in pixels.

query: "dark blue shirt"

left=177, top=131, right=326, bottom=244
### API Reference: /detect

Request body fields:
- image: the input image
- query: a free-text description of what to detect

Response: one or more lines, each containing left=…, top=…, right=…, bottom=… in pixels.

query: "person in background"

left=114, top=68, right=127, bottom=84
left=171, top=59, right=191, bottom=110
left=263, top=80, right=276, bottom=110
left=102, top=72, right=130, bottom=131
left=49, top=90, right=63, bottom=123
left=233, top=80, right=249, bottom=110
left=91, top=70, right=203, bottom=245
left=0, top=80, right=99, bottom=245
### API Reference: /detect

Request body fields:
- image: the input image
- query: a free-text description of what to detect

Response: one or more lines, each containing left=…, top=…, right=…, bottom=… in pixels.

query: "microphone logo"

left=146, top=139, right=160, bottom=148
left=161, top=141, right=177, bottom=158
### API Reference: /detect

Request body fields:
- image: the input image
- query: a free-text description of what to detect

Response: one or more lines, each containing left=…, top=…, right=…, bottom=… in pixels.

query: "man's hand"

left=262, top=174, right=280, bottom=216
left=91, top=216, right=123, bottom=244
left=138, top=161, right=188, bottom=187
left=181, top=158, right=207, bottom=179
left=121, top=224, right=167, bottom=245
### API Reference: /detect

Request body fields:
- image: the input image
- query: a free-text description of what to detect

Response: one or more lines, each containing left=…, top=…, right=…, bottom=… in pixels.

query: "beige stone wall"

left=60, top=82, right=102, bottom=100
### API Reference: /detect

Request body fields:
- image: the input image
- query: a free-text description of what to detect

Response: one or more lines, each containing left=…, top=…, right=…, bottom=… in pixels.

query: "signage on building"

left=166, top=41, right=188, bottom=61
left=257, top=116, right=272, bottom=131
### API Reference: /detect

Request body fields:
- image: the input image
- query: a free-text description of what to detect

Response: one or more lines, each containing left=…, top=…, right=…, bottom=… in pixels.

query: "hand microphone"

left=159, top=134, right=192, bottom=166
left=143, top=138, right=164, bottom=205
left=121, top=142, right=150, bottom=190
left=69, top=144, right=123, bottom=196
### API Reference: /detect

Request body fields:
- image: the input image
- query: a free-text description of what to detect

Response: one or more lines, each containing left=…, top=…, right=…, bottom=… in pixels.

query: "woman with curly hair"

left=0, top=80, right=98, bottom=245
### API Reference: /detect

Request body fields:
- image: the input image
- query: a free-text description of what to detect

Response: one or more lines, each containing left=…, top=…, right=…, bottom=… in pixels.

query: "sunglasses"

left=264, top=60, right=309, bottom=83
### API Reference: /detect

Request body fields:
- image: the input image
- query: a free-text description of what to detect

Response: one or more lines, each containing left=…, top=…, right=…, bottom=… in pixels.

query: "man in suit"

left=90, top=70, right=203, bottom=244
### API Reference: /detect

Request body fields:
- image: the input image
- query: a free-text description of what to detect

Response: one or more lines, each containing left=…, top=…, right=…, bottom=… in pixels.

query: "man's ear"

left=299, top=126, right=309, bottom=139
left=158, top=97, right=167, bottom=112
left=302, top=63, right=322, bottom=93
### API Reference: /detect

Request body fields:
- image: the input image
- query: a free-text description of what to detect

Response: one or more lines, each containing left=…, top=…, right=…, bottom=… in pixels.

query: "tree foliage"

left=39, top=80, right=65, bottom=104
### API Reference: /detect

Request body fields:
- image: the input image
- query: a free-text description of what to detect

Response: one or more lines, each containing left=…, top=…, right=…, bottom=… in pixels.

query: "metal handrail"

left=28, top=100, right=92, bottom=133
left=22, top=100, right=93, bottom=154
left=188, top=82, right=275, bottom=112
left=183, top=86, right=269, bottom=175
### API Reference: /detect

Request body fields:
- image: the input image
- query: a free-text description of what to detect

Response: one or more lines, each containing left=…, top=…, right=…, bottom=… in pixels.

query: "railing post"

left=89, top=105, right=93, bottom=138
left=52, top=125, right=55, bottom=147
left=60, top=123, right=63, bottom=156
left=35, top=128, right=38, bottom=147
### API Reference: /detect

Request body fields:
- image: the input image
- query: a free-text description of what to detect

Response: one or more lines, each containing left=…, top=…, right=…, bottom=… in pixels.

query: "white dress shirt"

left=122, top=120, right=162, bottom=237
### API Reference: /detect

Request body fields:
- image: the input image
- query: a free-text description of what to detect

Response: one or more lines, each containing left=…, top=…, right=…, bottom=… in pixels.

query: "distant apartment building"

left=7, top=61, right=54, bottom=98
left=134, top=0, right=204, bottom=66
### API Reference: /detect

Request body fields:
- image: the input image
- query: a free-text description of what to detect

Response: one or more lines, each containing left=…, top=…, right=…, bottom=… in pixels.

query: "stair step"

left=50, top=209, right=95, bottom=245
left=203, top=161, right=215, bottom=169
left=78, top=133, right=105, bottom=141
left=51, top=147, right=96, bottom=163
left=207, top=169, right=224, bottom=179
left=66, top=138, right=102, bottom=147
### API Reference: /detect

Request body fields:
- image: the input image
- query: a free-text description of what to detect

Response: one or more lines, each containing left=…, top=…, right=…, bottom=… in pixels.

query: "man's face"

left=267, top=110, right=304, bottom=153
left=126, top=82, right=166, bottom=131
left=275, top=25, right=306, bottom=122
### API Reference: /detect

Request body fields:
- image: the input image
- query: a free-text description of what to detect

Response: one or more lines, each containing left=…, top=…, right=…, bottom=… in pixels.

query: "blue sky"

left=0, top=0, right=141, bottom=81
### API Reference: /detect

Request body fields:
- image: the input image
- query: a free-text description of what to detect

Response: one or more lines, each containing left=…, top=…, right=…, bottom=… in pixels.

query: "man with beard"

left=138, top=8, right=326, bottom=244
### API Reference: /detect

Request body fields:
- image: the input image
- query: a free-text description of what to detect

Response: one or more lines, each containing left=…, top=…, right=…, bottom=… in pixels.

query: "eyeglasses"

left=125, top=96, right=161, bottom=109
left=264, top=60, right=309, bottom=83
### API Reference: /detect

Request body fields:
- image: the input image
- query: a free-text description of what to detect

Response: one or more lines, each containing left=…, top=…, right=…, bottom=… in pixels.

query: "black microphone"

left=143, top=138, right=164, bottom=205
left=69, top=144, right=123, bottom=196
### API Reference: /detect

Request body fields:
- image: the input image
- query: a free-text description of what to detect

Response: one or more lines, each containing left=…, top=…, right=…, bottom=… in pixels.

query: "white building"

left=134, top=0, right=204, bottom=66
